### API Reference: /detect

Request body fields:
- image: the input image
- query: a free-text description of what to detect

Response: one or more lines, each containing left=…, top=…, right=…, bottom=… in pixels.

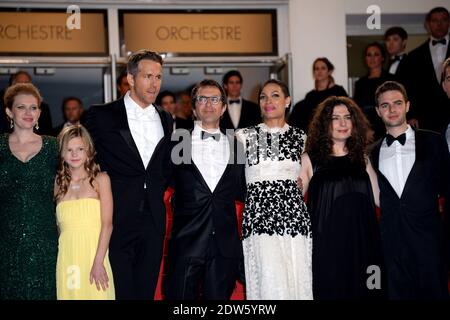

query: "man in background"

left=220, top=70, right=260, bottom=130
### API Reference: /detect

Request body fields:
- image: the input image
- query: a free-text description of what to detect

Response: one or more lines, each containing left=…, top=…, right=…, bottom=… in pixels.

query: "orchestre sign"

left=122, top=12, right=276, bottom=55
left=0, top=12, right=107, bottom=55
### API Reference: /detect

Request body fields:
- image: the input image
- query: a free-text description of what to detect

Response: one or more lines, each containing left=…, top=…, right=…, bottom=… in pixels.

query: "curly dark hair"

left=306, top=96, right=373, bottom=167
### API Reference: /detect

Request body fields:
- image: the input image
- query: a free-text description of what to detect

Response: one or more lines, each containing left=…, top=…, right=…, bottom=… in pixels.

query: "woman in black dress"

left=299, top=96, right=384, bottom=300
left=354, top=42, right=395, bottom=140
left=289, top=57, right=348, bottom=131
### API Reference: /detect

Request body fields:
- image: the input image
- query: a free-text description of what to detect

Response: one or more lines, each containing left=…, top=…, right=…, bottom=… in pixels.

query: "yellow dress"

left=56, top=198, right=115, bottom=300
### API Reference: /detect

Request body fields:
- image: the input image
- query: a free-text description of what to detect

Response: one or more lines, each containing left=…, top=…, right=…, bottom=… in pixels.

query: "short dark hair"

left=222, top=70, right=243, bottom=85
left=156, top=90, right=176, bottom=106
left=426, top=7, right=449, bottom=22
left=384, top=26, right=408, bottom=40
left=191, top=79, right=227, bottom=109
left=127, top=50, right=163, bottom=77
left=9, top=70, right=32, bottom=86
left=375, top=81, right=408, bottom=106
left=62, top=96, right=83, bottom=109
left=116, top=69, right=128, bottom=86
left=442, top=57, right=450, bottom=84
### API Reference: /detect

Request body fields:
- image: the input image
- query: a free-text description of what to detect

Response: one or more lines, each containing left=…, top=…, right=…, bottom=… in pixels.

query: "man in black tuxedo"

left=220, top=70, right=260, bottom=130
left=370, top=81, right=450, bottom=299
left=52, top=96, right=85, bottom=136
left=166, top=79, right=245, bottom=300
left=384, top=26, right=408, bottom=78
left=400, top=7, right=450, bottom=132
left=86, top=50, right=174, bottom=300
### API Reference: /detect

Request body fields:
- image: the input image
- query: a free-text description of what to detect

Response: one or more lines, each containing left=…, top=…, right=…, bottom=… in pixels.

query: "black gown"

left=308, top=155, right=385, bottom=300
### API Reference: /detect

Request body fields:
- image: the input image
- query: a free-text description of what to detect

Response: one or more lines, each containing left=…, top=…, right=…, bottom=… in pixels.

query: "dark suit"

left=401, top=38, right=450, bottom=132
left=370, top=129, right=450, bottom=299
left=220, top=99, right=261, bottom=130
left=166, top=129, right=245, bottom=300
left=85, top=98, right=173, bottom=300
left=388, top=53, right=408, bottom=78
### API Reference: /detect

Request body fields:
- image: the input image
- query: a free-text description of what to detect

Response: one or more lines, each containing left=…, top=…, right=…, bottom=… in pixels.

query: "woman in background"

left=289, top=57, right=348, bottom=131
left=354, top=42, right=395, bottom=140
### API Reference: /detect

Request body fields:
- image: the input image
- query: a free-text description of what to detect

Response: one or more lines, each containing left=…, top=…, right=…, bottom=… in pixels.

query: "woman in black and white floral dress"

left=236, top=79, right=312, bottom=300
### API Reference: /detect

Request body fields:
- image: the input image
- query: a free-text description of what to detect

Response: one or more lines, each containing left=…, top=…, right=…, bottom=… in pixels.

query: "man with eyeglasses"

left=166, top=79, right=245, bottom=300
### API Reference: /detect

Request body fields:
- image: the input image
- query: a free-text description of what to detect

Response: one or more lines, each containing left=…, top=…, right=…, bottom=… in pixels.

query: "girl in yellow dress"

left=54, top=125, right=115, bottom=300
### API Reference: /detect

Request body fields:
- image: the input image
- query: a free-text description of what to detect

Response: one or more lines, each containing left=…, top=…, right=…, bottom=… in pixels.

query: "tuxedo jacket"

left=169, top=130, right=246, bottom=259
left=220, top=99, right=261, bottom=130
left=85, top=98, right=174, bottom=239
left=401, top=38, right=450, bottom=132
left=370, top=129, right=450, bottom=298
left=389, top=53, right=408, bottom=78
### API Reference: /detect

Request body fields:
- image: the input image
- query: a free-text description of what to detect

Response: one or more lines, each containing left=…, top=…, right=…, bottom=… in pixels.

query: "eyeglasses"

left=196, top=95, right=222, bottom=105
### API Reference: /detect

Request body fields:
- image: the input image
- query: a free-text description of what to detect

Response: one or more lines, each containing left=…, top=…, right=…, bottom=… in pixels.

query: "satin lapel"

left=446, top=36, right=450, bottom=58
left=371, top=139, right=382, bottom=171
left=400, top=129, right=423, bottom=199
left=372, top=138, right=400, bottom=198
left=423, top=43, right=440, bottom=84
left=189, top=132, right=211, bottom=192
left=213, top=132, right=235, bottom=194
left=114, top=100, right=143, bottom=165
left=146, top=105, right=171, bottom=171
left=237, top=101, right=246, bottom=128
left=223, top=108, right=234, bottom=129
left=178, top=128, right=211, bottom=192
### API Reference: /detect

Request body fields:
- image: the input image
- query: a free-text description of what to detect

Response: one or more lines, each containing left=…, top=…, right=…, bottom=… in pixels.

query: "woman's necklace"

left=70, top=176, right=88, bottom=190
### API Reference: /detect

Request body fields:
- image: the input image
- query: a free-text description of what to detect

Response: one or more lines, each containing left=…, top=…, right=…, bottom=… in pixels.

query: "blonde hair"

left=55, top=125, right=100, bottom=201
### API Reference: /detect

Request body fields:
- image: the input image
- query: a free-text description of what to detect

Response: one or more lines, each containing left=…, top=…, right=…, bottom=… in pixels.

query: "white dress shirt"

left=227, top=97, right=242, bottom=129
left=191, top=123, right=230, bottom=192
left=429, top=34, right=449, bottom=83
left=124, top=91, right=164, bottom=168
left=379, top=125, right=416, bottom=198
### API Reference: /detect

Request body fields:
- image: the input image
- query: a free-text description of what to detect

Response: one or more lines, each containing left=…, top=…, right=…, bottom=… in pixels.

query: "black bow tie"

left=390, top=55, right=402, bottom=62
left=201, top=131, right=220, bottom=141
left=228, top=99, right=240, bottom=104
left=385, top=133, right=406, bottom=146
left=432, top=38, right=447, bottom=46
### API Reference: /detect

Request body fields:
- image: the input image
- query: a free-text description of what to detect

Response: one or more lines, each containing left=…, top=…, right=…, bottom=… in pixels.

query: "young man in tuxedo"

left=86, top=50, right=174, bottom=299
left=166, top=79, right=245, bottom=300
left=384, top=26, right=408, bottom=77
left=220, top=70, right=260, bottom=130
left=370, top=81, right=450, bottom=299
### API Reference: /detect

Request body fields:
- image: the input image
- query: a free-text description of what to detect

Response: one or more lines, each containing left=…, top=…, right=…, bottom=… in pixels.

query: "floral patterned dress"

left=237, top=123, right=312, bottom=300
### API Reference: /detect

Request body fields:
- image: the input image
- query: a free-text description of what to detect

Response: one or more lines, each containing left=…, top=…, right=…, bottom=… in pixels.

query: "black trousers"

left=109, top=212, right=164, bottom=300
left=166, top=237, right=239, bottom=300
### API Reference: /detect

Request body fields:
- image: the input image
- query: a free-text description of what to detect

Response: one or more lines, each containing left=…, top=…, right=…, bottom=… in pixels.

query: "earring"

left=9, top=119, right=14, bottom=129
left=35, top=121, right=39, bottom=130
left=285, top=104, right=289, bottom=108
